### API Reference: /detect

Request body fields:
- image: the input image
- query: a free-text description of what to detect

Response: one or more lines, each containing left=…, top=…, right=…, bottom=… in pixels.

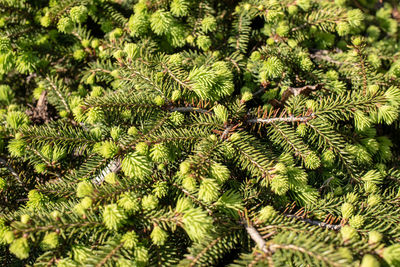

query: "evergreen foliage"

left=0, top=0, right=400, bottom=266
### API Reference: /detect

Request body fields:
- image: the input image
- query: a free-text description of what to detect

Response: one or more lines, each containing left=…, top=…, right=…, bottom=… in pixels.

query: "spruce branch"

left=2, top=0, right=400, bottom=265
left=285, top=214, right=342, bottom=230
left=243, top=221, right=269, bottom=254
left=280, top=83, right=324, bottom=102
left=92, top=159, right=121, bottom=185
left=44, top=76, right=71, bottom=113
left=247, top=114, right=315, bottom=124
left=95, top=241, right=125, bottom=267
left=170, top=106, right=212, bottom=114
left=0, top=157, right=28, bottom=190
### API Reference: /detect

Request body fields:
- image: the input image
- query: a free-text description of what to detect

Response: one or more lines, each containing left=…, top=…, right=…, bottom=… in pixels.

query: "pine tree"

left=0, top=0, right=400, bottom=266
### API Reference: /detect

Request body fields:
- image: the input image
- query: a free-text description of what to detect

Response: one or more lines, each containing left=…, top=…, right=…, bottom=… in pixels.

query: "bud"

left=383, top=244, right=400, bottom=266
left=169, top=111, right=185, bottom=126
left=352, top=36, right=363, bottom=46
left=229, top=132, right=241, bottom=142
left=20, top=214, right=30, bottom=224
left=73, top=49, right=86, bottom=61
left=341, top=202, right=354, bottom=219
left=360, top=255, right=380, bottom=267
left=76, top=181, right=93, bottom=198
left=196, top=35, right=212, bottom=51
left=73, top=203, right=86, bottom=216
left=364, top=181, right=379, bottom=194
left=124, top=43, right=138, bottom=60
left=81, top=39, right=90, bottom=48
left=321, top=149, right=335, bottom=166
left=270, top=175, right=289, bottom=195
left=0, top=85, right=13, bottom=104
left=296, top=123, right=307, bottom=137
left=210, top=162, right=230, bottom=184
left=260, top=56, right=284, bottom=80
left=305, top=100, right=317, bottom=110
left=51, top=210, right=61, bottom=220
left=70, top=5, right=88, bottom=23
left=122, top=231, right=138, bottom=249
left=201, top=16, right=217, bottom=33
left=127, top=126, right=138, bottom=136
left=80, top=197, right=93, bottom=209
left=336, top=22, right=350, bottom=36
left=179, top=161, right=191, bottom=175
left=109, top=70, right=119, bottom=79
left=213, top=105, right=229, bottom=123
left=98, top=140, right=119, bottom=159
left=102, top=204, right=127, bottom=230
left=186, top=35, right=195, bottom=44
left=104, top=172, right=118, bottom=185
left=241, top=91, right=253, bottom=102
left=134, top=245, right=149, bottom=263
left=171, top=90, right=181, bottom=101
left=273, top=163, right=286, bottom=173
left=151, top=225, right=168, bottom=246
left=349, top=214, right=365, bottom=229
left=304, top=152, right=321, bottom=170
left=86, top=73, right=96, bottom=85
left=91, top=39, right=100, bottom=49
left=113, top=50, right=125, bottom=60
left=368, top=231, right=383, bottom=244
left=182, top=176, right=197, bottom=192
left=9, top=237, right=30, bottom=259
left=250, top=51, right=261, bottom=61
left=117, top=192, right=140, bottom=213
left=150, top=143, right=169, bottom=162
left=59, top=110, right=68, bottom=118
left=4, top=230, right=14, bottom=244
left=41, top=232, right=59, bottom=250
left=258, top=206, right=277, bottom=222
left=243, top=3, right=251, bottom=11
left=367, top=194, right=381, bottom=207
left=153, top=181, right=168, bottom=198
left=141, top=195, right=158, bottom=210
left=340, top=225, right=358, bottom=241
left=110, top=127, right=122, bottom=141
left=154, top=95, right=165, bottom=106
left=199, top=179, right=220, bottom=202
left=288, top=5, right=298, bottom=15
left=110, top=27, right=123, bottom=41
left=297, top=0, right=311, bottom=11
left=40, top=15, right=51, bottom=27
left=57, top=17, right=74, bottom=34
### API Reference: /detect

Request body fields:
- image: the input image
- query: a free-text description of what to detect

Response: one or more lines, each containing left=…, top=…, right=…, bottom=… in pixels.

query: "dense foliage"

left=0, top=0, right=400, bottom=266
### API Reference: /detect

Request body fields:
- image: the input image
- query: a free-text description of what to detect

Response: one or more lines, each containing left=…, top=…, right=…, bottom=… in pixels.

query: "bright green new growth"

left=0, top=0, right=400, bottom=266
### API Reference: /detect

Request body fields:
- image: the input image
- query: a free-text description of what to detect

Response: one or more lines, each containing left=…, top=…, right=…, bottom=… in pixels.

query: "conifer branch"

left=44, top=76, right=71, bottom=113
left=92, top=159, right=121, bottom=184
left=2, top=1, right=400, bottom=265
left=0, top=157, right=28, bottom=190
left=310, top=50, right=344, bottom=66
left=248, top=114, right=315, bottom=124
left=244, top=223, right=269, bottom=254
left=285, top=215, right=342, bottom=230
left=95, top=242, right=124, bottom=267
left=170, top=106, right=212, bottom=114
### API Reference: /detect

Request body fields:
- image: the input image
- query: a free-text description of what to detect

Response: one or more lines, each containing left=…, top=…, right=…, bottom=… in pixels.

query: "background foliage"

left=0, top=0, right=400, bottom=266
